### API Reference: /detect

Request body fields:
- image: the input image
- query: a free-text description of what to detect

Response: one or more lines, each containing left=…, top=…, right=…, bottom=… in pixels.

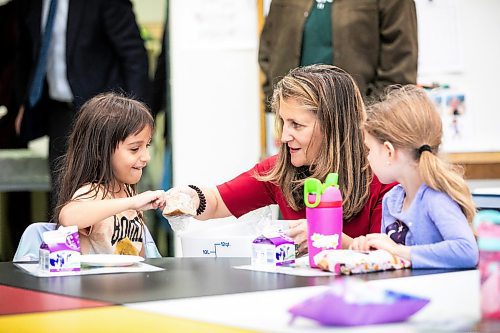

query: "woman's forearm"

left=195, top=187, right=231, bottom=221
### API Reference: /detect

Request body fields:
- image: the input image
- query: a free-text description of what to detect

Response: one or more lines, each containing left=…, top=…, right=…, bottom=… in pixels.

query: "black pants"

left=23, top=95, right=76, bottom=213
left=46, top=99, right=75, bottom=212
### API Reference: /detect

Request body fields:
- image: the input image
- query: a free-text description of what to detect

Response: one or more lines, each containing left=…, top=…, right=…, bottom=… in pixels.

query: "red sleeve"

left=216, top=156, right=278, bottom=218
left=368, top=176, right=397, bottom=234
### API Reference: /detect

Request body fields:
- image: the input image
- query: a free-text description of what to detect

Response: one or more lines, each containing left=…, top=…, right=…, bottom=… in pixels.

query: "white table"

left=127, top=270, right=482, bottom=332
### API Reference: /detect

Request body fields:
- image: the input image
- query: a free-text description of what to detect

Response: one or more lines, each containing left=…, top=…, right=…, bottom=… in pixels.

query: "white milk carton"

left=39, top=225, right=81, bottom=272
left=251, top=232, right=295, bottom=266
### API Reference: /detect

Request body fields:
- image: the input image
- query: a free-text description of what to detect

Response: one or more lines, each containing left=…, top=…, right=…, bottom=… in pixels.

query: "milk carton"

left=251, top=232, right=295, bottom=266
left=39, top=242, right=50, bottom=271
left=39, top=225, right=81, bottom=272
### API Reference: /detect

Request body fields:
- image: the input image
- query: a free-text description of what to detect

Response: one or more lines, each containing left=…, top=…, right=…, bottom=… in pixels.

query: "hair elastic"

left=417, top=144, right=432, bottom=157
left=188, top=185, right=206, bottom=215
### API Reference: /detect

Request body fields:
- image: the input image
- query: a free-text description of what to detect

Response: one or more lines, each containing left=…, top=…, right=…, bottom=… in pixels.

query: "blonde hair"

left=258, top=65, right=372, bottom=221
left=364, top=85, right=475, bottom=224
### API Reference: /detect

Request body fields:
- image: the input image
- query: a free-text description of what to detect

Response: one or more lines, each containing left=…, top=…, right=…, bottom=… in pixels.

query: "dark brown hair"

left=53, top=92, right=154, bottom=224
left=258, top=65, right=372, bottom=221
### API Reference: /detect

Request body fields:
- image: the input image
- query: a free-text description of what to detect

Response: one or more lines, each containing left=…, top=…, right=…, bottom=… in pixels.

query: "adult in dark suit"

left=0, top=0, right=20, bottom=149
left=13, top=0, right=150, bottom=201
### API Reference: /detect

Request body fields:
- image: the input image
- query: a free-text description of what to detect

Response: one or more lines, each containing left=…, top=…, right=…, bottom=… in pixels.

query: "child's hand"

left=363, top=233, right=403, bottom=256
left=349, top=235, right=371, bottom=252
left=350, top=234, right=410, bottom=260
left=350, top=233, right=396, bottom=252
left=132, top=190, right=166, bottom=211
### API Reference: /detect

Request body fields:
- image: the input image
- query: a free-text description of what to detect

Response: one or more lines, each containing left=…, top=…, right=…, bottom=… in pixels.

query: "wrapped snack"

left=114, top=237, right=139, bottom=256
left=314, top=249, right=411, bottom=275
left=289, top=279, right=429, bottom=326
left=162, top=191, right=196, bottom=217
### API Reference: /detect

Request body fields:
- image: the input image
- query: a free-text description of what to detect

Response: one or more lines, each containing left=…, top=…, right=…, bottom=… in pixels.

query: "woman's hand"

left=132, top=190, right=166, bottom=211
left=161, top=186, right=202, bottom=232
left=162, top=186, right=199, bottom=217
left=285, top=219, right=308, bottom=255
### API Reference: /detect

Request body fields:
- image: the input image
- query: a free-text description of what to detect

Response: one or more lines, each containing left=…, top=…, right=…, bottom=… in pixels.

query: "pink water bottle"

left=304, top=173, right=343, bottom=268
left=474, top=210, right=500, bottom=320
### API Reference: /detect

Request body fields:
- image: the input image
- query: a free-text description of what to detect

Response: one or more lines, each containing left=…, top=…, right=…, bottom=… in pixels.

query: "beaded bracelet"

left=188, top=185, right=206, bottom=215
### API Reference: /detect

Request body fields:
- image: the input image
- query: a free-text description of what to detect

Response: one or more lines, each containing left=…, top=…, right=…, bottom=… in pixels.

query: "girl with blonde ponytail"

left=350, top=85, right=478, bottom=269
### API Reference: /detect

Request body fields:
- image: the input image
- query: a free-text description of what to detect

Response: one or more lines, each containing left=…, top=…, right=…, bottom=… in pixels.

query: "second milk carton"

left=251, top=232, right=295, bottom=266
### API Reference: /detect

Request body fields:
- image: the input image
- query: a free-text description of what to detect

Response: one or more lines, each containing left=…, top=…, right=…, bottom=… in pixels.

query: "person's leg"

left=1, top=106, right=32, bottom=260
left=47, top=100, right=75, bottom=213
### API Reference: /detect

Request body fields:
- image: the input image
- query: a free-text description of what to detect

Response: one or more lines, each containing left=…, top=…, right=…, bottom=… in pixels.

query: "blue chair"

left=144, top=225, right=162, bottom=258
left=13, top=222, right=54, bottom=262
left=13, top=222, right=161, bottom=261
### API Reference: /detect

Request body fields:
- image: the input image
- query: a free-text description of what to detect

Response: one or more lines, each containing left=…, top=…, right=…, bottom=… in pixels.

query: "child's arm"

left=59, top=187, right=165, bottom=229
left=353, top=193, right=479, bottom=269
left=409, top=193, right=478, bottom=269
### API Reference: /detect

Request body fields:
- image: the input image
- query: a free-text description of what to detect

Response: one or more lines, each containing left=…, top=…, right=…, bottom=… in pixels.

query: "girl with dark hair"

left=55, top=93, right=165, bottom=256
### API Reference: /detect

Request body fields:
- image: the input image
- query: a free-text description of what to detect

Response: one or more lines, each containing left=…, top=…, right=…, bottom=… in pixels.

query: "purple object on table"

left=252, top=233, right=295, bottom=266
left=288, top=289, right=429, bottom=326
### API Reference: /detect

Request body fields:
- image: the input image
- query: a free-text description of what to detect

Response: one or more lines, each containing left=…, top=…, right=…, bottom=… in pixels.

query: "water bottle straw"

left=323, top=173, right=339, bottom=190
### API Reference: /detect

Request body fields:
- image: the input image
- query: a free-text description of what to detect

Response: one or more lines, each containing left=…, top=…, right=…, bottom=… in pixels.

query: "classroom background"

left=0, top=0, right=499, bottom=261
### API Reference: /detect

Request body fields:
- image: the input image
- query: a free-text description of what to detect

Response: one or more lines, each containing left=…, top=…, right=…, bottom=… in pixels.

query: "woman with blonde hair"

left=350, top=85, right=478, bottom=268
left=162, top=65, right=394, bottom=252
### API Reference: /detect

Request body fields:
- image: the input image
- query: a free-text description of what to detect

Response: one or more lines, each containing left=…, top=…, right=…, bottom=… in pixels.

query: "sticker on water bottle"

left=310, top=233, right=340, bottom=249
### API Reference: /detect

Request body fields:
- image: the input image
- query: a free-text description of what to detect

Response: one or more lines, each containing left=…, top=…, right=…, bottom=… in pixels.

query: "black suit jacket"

left=15, top=0, right=150, bottom=139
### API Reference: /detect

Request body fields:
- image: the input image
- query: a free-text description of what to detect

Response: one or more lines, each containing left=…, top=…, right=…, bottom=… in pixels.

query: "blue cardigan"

left=382, top=184, right=478, bottom=269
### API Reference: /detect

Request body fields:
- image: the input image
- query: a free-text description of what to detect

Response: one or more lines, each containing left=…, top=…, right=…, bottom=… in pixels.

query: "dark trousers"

left=46, top=99, right=75, bottom=212
left=22, top=93, right=76, bottom=214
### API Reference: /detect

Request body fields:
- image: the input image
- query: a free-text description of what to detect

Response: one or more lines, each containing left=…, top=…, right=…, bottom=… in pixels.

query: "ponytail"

left=364, top=85, right=476, bottom=226
left=418, top=151, right=476, bottom=224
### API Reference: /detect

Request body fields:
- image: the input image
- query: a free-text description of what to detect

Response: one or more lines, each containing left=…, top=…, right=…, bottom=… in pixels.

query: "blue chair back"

left=144, top=225, right=162, bottom=258
left=13, top=222, right=55, bottom=262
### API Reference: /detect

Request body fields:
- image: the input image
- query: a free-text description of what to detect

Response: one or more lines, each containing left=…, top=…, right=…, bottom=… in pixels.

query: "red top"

left=217, top=155, right=396, bottom=238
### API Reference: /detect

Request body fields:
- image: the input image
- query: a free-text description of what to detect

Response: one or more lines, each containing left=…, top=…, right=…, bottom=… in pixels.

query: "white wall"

left=416, top=0, right=500, bottom=152
left=169, top=0, right=260, bottom=187
left=169, top=0, right=500, bottom=186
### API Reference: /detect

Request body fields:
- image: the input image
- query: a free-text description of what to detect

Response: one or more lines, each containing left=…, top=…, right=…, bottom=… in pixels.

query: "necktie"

left=28, top=0, right=58, bottom=108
